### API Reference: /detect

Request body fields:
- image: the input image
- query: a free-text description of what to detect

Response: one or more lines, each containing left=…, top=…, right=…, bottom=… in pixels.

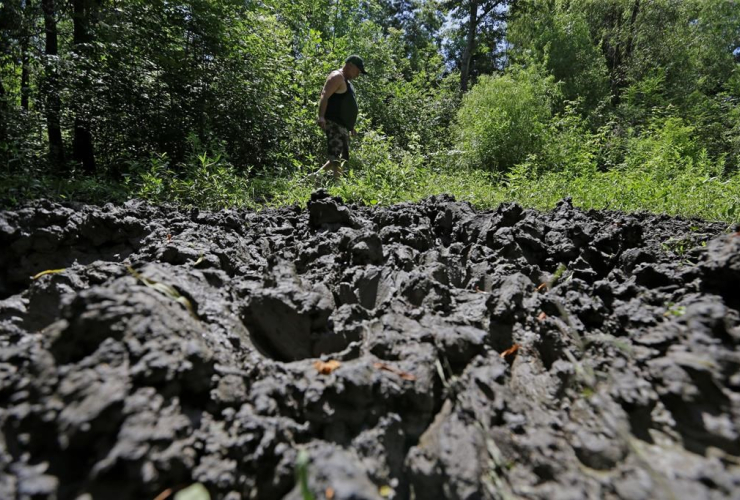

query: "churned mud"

left=1, top=190, right=739, bottom=500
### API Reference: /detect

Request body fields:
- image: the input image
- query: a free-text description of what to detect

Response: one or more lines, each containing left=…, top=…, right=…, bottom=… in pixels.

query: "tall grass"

left=264, top=127, right=740, bottom=222
left=3, top=124, right=738, bottom=223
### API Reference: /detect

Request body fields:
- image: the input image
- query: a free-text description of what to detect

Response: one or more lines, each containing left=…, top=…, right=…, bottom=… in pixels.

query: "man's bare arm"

left=317, top=72, right=344, bottom=129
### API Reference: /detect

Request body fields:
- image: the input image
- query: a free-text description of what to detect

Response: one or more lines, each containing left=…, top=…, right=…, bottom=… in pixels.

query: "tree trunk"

left=42, top=0, right=65, bottom=168
left=624, top=0, right=641, bottom=62
left=18, top=0, right=32, bottom=111
left=460, top=0, right=478, bottom=92
left=603, top=0, right=639, bottom=106
left=0, top=78, right=7, bottom=143
left=21, top=37, right=30, bottom=111
left=72, top=0, right=96, bottom=174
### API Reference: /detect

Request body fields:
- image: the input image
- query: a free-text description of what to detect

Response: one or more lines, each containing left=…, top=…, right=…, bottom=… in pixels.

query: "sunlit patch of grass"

left=4, top=149, right=738, bottom=223
left=501, top=167, right=740, bottom=222
left=260, top=161, right=739, bottom=224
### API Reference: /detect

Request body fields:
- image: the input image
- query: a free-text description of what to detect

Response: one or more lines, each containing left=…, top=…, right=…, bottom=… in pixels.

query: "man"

left=316, top=55, right=368, bottom=180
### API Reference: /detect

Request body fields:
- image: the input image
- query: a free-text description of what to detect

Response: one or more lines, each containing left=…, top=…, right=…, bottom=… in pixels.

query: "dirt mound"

left=1, top=191, right=739, bottom=500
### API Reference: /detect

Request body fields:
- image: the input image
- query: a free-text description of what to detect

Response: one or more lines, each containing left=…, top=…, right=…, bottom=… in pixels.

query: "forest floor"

left=1, top=191, right=739, bottom=500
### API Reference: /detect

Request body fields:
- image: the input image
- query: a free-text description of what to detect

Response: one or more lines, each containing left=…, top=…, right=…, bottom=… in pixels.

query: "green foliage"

left=336, top=130, right=428, bottom=205
left=0, top=172, right=128, bottom=208
left=2, top=0, right=738, bottom=227
left=88, top=2, right=298, bottom=172
left=296, top=450, right=316, bottom=500
left=1, top=0, right=457, bottom=181
left=509, top=0, right=740, bottom=167
left=516, top=103, right=598, bottom=177
left=682, top=73, right=740, bottom=172
left=455, top=63, right=560, bottom=172
left=501, top=154, right=740, bottom=222
left=443, top=0, right=509, bottom=83
left=508, top=0, right=610, bottom=110
left=621, top=117, right=722, bottom=182
left=132, top=138, right=254, bottom=209
left=0, top=107, right=45, bottom=174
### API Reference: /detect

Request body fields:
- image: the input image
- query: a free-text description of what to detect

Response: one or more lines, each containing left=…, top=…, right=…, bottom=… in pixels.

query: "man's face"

left=347, top=63, right=361, bottom=80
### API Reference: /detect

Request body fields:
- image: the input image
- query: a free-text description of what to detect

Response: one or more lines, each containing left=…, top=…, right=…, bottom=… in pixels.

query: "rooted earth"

left=1, top=190, right=739, bottom=500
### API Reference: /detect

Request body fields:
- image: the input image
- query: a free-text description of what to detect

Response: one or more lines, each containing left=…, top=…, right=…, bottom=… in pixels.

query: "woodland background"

left=1, top=0, right=739, bottom=220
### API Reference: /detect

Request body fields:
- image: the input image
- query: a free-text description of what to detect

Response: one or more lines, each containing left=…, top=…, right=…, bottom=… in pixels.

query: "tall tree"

left=19, top=1, right=33, bottom=111
left=42, top=0, right=65, bottom=168
left=507, top=0, right=610, bottom=111
left=595, top=0, right=641, bottom=105
left=445, top=0, right=507, bottom=92
left=459, top=0, right=479, bottom=92
left=0, top=77, right=7, bottom=144
left=71, top=0, right=98, bottom=174
left=20, top=42, right=30, bottom=111
left=581, top=0, right=740, bottom=105
left=0, top=2, right=11, bottom=144
left=373, top=0, right=445, bottom=74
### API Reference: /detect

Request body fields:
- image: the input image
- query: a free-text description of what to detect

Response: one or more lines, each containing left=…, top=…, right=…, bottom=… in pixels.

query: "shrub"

left=516, top=102, right=598, bottom=177
left=622, top=116, right=722, bottom=181
left=455, top=63, right=560, bottom=173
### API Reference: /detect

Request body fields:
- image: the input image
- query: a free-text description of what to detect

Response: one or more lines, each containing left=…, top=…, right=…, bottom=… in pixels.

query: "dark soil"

left=1, top=190, right=739, bottom=500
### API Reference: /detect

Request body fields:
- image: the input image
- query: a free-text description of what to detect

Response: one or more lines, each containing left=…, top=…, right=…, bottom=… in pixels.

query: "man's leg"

left=315, top=121, right=346, bottom=180
left=319, top=159, right=341, bottom=179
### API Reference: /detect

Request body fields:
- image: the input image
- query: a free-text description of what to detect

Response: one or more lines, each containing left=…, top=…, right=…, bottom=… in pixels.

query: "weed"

left=296, top=449, right=316, bottom=500
left=550, top=263, right=568, bottom=288
left=661, top=238, right=689, bottom=256
left=663, top=303, right=687, bottom=317
left=4, top=132, right=739, bottom=223
left=32, top=269, right=66, bottom=280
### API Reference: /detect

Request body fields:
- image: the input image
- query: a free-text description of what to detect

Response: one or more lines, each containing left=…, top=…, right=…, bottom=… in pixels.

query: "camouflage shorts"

left=325, top=119, right=350, bottom=161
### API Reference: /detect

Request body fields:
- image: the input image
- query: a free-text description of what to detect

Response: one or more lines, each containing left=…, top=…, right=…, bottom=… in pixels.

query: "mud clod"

left=1, top=195, right=739, bottom=499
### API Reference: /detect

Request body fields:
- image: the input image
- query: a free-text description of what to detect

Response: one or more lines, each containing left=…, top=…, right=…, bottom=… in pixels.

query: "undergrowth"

left=0, top=172, right=129, bottom=207
left=2, top=128, right=739, bottom=222
left=263, top=129, right=740, bottom=222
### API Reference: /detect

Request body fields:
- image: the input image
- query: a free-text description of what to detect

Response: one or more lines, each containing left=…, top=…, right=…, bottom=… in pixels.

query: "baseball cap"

left=345, top=55, right=368, bottom=75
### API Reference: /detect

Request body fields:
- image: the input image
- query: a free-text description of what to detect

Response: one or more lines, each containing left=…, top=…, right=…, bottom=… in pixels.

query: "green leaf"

left=174, top=484, right=210, bottom=500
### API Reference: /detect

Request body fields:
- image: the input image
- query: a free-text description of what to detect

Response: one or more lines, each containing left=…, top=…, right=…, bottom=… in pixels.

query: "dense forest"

left=1, top=0, right=739, bottom=220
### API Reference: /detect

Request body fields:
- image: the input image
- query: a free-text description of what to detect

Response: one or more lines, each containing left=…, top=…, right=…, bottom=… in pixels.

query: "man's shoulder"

left=327, top=70, right=344, bottom=80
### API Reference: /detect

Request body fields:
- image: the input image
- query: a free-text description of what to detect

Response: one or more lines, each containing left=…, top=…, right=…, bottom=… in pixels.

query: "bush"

left=455, top=63, right=560, bottom=173
left=516, top=102, right=598, bottom=177
left=622, top=116, right=722, bottom=181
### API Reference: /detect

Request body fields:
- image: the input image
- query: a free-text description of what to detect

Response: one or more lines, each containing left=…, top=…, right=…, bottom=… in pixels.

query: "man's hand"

left=317, top=116, right=326, bottom=129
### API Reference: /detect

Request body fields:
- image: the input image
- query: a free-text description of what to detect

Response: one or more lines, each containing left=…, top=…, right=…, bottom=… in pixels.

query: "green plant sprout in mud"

left=296, top=449, right=316, bottom=500
left=664, top=302, right=687, bottom=317
left=661, top=237, right=690, bottom=256
left=549, top=263, right=570, bottom=288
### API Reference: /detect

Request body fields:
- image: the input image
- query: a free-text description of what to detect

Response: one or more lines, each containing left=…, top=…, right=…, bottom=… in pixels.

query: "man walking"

left=316, top=55, right=367, bottom=180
